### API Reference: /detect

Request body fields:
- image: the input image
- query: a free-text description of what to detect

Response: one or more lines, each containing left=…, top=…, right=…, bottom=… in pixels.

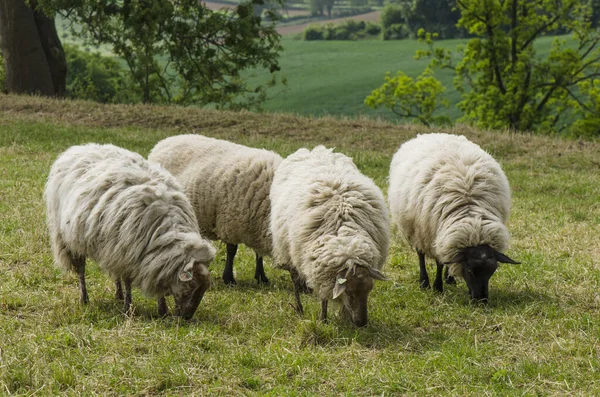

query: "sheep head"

left=171, top=260, right=211, bottom=320
left=457, top=245, right=520, bottom=303
left=332, top=265, right=387, bottom=327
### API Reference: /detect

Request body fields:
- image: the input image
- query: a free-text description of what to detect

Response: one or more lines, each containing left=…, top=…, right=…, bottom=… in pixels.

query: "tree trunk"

left=0, top=0, right=66, bottom=96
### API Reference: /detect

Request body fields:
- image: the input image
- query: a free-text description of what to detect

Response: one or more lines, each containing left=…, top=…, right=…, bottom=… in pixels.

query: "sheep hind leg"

left=418, top=250, right=430, bottom=289
left=157, top=296, right=168, bottom=317
left=123, top=278, right=133, bottom=314
left=433, top=260, right=444, bottom=293
left=115, top=278, right=124, bottom=300
left=223, top=243, right=238, bottom=285
left=71, top=254, right=88, bottom=305
left=289, top=268, right=304, bottom=315
left=254, top=254, right=269, bottom=284
left=444, top=266, right=456, bottom=285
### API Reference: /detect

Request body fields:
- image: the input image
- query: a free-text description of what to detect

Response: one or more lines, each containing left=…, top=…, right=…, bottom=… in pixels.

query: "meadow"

left=0, top=94, right=599, bottom=395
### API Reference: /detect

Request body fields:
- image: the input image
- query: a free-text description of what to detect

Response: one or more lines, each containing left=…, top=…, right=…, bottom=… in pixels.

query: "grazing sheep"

left=44, top=143, right=216, bottom=319
left=388, top=133, right=519, bottom=303
left=148, top=134, right=281, bottom=285
left=270, top=146, right=389, bottom=327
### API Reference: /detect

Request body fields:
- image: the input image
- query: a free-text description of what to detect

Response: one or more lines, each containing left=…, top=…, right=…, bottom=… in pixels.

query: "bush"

left=303, top=25, right=325, bottom=41
left=380, top=3, right=404, bottom=30
left=365, top=21, right=382, bottom=36
left=64, top=44, right=134, bottom=103
left=302, top=20, right=381, bottom=41
left=383, top=23, right=410, bottom=40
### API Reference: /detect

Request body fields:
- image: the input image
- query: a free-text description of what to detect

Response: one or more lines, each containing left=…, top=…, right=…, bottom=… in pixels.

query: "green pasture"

left=0, top=95, right=598, bottom=395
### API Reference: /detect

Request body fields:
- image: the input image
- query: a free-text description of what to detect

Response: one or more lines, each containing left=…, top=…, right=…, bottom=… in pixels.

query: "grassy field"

left=0, top=95, right=599, bottom=395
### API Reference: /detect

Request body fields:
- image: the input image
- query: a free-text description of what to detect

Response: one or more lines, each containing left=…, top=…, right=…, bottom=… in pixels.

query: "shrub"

left=383, top=23, right=409, bottom=40
left=365, top=21, right=381, bottom=37
left=64, top=45, right=134, bottom=103
left=380, top=3, right=404, bottom=30
left=303, top=25, right=325, bottom=41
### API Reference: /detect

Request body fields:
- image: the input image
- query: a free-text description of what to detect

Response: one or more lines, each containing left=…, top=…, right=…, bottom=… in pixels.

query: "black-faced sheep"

left=270, top=146, right=389, bottom=327
left=44, top=144, right=216, bottom=319
left=148, top=134, right=281, bottom=285
left=388, top=133, right=519, bottom=303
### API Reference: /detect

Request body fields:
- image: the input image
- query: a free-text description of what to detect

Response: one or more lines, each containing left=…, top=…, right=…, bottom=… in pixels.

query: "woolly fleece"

left=388, top=133, right=512, bottom=276
left=270, top=146, right=390, bottom=300
left=44, top=143, right=216, bottom=297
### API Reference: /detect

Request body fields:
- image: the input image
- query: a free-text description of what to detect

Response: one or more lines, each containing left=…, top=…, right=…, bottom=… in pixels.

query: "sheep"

left=270, top=146, right=389, bottom=327
left=44, top=143, right=216, bottom=319
left=388, top=133, right=519, bottom=303
left=148, top=134, right=282, bottom=285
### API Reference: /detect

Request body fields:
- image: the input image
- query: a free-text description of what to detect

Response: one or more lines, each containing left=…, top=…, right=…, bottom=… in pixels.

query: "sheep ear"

left=369, top=268, right=389, bottom=281
left=332, top=276, right=347, bottom=299
left=495, top=251, right=520, bottom=264
left=178, top=260, right=195, bottom=282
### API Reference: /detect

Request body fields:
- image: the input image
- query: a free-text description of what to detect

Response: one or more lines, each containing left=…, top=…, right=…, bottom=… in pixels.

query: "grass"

left=0, top=94, right=599, bottom=395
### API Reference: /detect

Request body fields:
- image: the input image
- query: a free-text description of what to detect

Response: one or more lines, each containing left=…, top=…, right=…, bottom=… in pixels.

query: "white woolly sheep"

left=44, top=143, right=216, bottom=319
left=148, top=134, right=282, bottom=285
left=270, top=146, right=389, bottom=327
left=388, top=133, right=519, bottom=303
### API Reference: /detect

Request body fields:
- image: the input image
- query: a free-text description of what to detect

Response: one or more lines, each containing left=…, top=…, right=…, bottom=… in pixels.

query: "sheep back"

left=270, top=146, right=390, bottom=300
left=148, top=134, right=282, bottom=258
left=44, top=143, right=215, bottom=297
left=388, top=133, right=512, bottom=264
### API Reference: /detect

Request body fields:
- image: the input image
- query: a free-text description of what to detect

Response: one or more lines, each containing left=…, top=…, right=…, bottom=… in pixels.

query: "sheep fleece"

left=44, top=143, right=215, bottom=296
left=388, top=133, right=512, bottom=269
left=270, top=146, right=390, bottom=300
left=148, top=134, right=282, bottom=257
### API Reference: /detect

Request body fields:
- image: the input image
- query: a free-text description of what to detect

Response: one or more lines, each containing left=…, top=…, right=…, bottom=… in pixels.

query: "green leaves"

left=37, top=0, right=284, bottom=109
left=365, top=67, right=449, bottom=127
left=400, top=0, right=600, bottom=136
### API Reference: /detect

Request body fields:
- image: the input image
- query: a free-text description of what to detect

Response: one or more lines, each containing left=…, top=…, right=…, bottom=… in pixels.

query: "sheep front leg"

left=289, top=268, right=304, bottom=315
left=254, top=254, right=269, bottom=284
left=433, top=260, right=444, bottom=293
left=320, top=300, right=328, bottom=323
left=444, top=266, right=456, bottom=285
left=72, top=254, right=89, bottom=305
left=417, top=250, right=430, bottom=289
left=123, top=278, right=133, bottom=314
left=223, top=243, right=238, bottom=285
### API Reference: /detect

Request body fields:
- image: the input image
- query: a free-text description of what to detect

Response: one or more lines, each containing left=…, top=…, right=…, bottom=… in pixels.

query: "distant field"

left=249, top=35, right=575, bottom=123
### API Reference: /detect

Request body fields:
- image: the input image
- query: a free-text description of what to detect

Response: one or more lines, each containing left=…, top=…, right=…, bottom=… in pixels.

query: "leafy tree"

left=402, top=0, right=463, bottom=39
left=38, top=0, right=284, bottom=109
left=377, top=0, right=600, bottom=135
left=365, top=68, right=449, bottom=126
left=0, top=0, right=66, bottom=96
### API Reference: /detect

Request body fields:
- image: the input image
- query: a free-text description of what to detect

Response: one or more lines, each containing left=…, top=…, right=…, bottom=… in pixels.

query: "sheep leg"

left=223, top=243, right=238, bottom=285
left=418, top=250, right=430, bottom=289
left=289, top=268, right=304, bottom=315
left=444, top=266, right=456, bottom=285
left=123, top=278, right=133, bottom=314
left=157, top=296, right=168, bottom=317
left=72, top=254, right=89, bottom=305
left=254, top=254, right=269, bottom=284
left=320, top=300, right=328, bottom=323
left=433, top=260, right=444, bottom=293
left=115, top=278, right=124, bottom=300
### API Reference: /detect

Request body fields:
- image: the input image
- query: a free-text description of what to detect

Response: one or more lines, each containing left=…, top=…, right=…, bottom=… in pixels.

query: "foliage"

left=380, top=3, right=409, bottom=40
left=36, top=0, right=284, bottom=109
left=365, top=67, right=449, bottom=126
left=303, top=20, right=380, bottom=40
left=401, top=0, right=463, bottom=39
left=411, top=0, right=600, bottom=136
left=64, top=45, right=134, bottom=103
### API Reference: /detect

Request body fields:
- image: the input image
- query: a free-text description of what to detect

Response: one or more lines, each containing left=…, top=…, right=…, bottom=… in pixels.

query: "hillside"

left=0, top=95, right=599, bottom=395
